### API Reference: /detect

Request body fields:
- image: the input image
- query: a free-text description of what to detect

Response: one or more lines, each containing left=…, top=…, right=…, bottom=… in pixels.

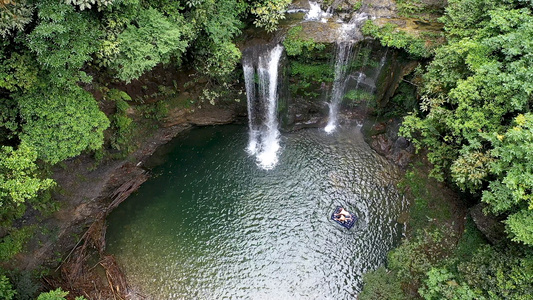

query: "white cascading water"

left=325, top=15, right=369, bottom=134
left=243, top=45, right=284, bottom=170
left=325, top=41, right=355, bottom=133
left=305, top=1, right=331, bottom=22
left=243, top=64, right=258, bottom=154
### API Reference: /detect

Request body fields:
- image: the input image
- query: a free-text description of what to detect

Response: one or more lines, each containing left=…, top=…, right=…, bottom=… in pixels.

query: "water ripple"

left=106, top=125, right=407, bottom=299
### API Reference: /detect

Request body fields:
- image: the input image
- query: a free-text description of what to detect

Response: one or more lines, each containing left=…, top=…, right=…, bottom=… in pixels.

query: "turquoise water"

left=106, top=125, right=407, bottom=299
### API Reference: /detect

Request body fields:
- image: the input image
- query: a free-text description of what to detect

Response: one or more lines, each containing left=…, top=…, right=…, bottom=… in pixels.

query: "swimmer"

left=334, top=214, right=352, bottom=223
left=335, top=207, right=351, bottom=218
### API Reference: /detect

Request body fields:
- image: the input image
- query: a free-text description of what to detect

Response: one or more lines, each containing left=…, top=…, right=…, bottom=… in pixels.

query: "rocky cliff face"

left=362, top=118, right=415, bottom=168
left=238, top=0, right=426, bottom=132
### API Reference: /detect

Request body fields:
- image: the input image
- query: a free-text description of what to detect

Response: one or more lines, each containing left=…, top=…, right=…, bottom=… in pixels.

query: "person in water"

left=334, top=214, right=352, bottom=223
left=335, top=207, right=351, bottom=218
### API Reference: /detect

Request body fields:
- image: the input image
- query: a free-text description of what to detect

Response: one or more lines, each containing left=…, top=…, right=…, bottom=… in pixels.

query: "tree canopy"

left=400, top=0, right=533, bottom=245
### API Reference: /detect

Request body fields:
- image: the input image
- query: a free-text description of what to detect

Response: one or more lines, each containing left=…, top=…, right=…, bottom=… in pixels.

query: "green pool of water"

left=106, top=124, right=407, bottom=299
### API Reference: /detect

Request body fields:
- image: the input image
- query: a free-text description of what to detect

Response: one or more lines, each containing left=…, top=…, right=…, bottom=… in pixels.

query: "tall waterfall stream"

left=325, top=41, right=355, bottom=133
left=243, top=45, right=284, bottom=170
left=106, top=125, right=408, bottom=299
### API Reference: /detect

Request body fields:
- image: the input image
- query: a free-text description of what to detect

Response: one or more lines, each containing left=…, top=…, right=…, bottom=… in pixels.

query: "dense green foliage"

left=0, top=0, right=33, bottom=38
left=108, top=7, right=188, bottom=82
left=36, top=288, right=86, bottom=300
left=0, top=275, right=16, bottom=300
left=395, top=0, right=445, bottom=21
left=0, top=144, right=53, bottom=206
left=250, top=0, right=291, bottom=33
left=0, top=1, right=291, bottom=294
left=359, top=266, right=405, bottom=300
left=416, top=245, right=533, bottom=299
left=399, top=0, right=533, bottom=246
left=361, top=1, right=533, bottom=298
left=27, top=0, right=101, bottom=85
left=361, top=21, right=439, bottom=59
left=18, top=85, right=110, bottom=164
left=289, top=61, right=333, bottom=97
left=361, top=165, right=533, bottom=300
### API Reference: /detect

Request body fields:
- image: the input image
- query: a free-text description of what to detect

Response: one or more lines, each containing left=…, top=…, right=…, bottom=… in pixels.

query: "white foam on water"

left=324, top=123, right=336, bottom=134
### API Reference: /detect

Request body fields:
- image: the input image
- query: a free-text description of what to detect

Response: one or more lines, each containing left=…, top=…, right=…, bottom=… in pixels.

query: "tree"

left=17, top=84, right=109, bottom=164
left=0, top=144, right=54, bottom=206
left=483, top=114, right=533, bottom=245
left=0, top=275, right=16, bottom=300
left=25, top=0, right=102, bottom=85
left=184, top=0, right=246, bottom=77
left=0, top=0, right=33, bottom=38
left=250, top=0, right=291, bottom=33
left=108, top=7, right=189, bottom=82
left=399, top=0, right=533, bottom=244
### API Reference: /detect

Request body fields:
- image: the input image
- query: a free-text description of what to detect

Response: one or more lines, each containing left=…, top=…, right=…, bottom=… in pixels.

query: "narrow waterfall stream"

left=325, top=41, right=355, bottom=133
left=242, top=45, right=284, bottom=170
left=305, top=1, right=331, bottom=22
left=325, top=14, right=374, bottom=134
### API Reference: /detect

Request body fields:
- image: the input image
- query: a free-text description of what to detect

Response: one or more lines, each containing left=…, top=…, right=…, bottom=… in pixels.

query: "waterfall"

left=325, top=14, right=370, bottom=134
left=243, top=45, right=284, bottom=170
left=305, top=1, right=331, bottom=22
left=325, top=42, right=355, bottom=133
left=243, top=64, right=258, bottom=154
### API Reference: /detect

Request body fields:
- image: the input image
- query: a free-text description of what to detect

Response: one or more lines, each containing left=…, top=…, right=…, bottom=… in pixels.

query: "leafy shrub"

left=283, top=26, right=326, bottom=57
left=0, top=275, right=16, bottom=300
left=359, top=266, right=405, bottom=300
left=36, top=288, right=86, bottom=300
left=361, top=21, right=434, bottom=58
left=18, top=85, right=110, bottom=165
left=344, top=89, right=374, bottom=105
left=251, top=0, right=291, bottom=32
left=0, top=144, right=54, bottom=207
left=457, top=245, right=533, bottom=299
left=288, top=61, right=333, bottom=98
left=110, top=8, right=188, bottom=82
left=0, top=226, right=35, bottom=262
left=418, top=268, right=478, bottom=300
left=353, top=0, right=363, bottom=11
